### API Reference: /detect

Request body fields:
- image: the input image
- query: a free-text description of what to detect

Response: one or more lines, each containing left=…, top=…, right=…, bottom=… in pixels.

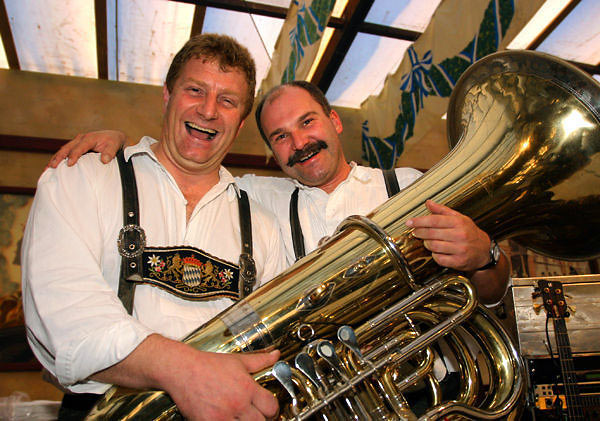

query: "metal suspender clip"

left=117, top=225, right=146, bottom=259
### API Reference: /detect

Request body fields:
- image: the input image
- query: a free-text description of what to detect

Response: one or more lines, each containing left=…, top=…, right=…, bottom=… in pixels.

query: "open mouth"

left=185, top=122, right=218, bottom=140
left=298, top=150, right=318, bottom=163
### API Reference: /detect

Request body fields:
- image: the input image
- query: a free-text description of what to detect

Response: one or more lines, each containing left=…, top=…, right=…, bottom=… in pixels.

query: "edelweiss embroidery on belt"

left=138, top=246, right=241, bottom=300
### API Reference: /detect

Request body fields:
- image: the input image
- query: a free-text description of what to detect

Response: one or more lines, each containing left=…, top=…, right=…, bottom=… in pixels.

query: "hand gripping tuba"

left=87, top=50, right=600, bottom=420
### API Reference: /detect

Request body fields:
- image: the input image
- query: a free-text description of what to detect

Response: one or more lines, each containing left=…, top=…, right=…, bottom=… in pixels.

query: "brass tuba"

left=87, top=50, right=600, bottom=420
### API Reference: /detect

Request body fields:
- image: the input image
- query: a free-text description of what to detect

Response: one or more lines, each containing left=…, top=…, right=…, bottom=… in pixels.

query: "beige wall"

left=0, top=69, right=387, bottom=189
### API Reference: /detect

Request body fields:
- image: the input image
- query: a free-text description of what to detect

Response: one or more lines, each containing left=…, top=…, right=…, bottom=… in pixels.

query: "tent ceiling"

left=1, top=0, right=599, bottom=108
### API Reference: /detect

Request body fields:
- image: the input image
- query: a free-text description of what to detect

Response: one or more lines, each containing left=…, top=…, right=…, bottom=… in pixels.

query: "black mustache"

left=287, top=141, right=328, bottom=167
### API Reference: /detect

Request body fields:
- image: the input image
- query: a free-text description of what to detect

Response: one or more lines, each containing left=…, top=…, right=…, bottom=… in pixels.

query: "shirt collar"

left=292, top=161, right=372, bottom=192
left=124, top=136, right=159, bottom=162
left=124, top=136, right=238, bottom=202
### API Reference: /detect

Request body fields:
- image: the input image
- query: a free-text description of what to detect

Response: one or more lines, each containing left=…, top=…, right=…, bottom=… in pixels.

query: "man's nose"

left=196, top=97, right=218, bottom=120
left=290, top=130, right=309, bottom=150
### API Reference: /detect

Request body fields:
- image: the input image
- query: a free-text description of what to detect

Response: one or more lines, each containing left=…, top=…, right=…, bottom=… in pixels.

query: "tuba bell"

left=87, top=50, right=600, bottom=420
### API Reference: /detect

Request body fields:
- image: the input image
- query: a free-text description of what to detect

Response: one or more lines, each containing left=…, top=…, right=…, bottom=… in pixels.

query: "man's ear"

left=234, top=119, right=246, bottom=138
left=330, top=110, right=343, bottom=134
left=162, top=84, right=170, bottom=112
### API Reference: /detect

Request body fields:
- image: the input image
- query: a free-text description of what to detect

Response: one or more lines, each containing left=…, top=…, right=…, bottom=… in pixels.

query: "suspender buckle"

left=239, top=252, right=257, bottom=297
left=117, top=224, right=147, bottom=258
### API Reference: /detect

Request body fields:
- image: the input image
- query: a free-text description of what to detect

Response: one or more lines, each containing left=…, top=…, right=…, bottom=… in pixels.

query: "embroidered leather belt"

left=140, top=246, right=242, bottom=300
left=116, top=149, right=256, bottom=313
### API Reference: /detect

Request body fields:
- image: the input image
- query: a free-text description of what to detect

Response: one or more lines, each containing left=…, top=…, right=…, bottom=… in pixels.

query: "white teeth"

left=298, top=151, right=317, bottom=163
left=185, top=122, right=217, bottom=135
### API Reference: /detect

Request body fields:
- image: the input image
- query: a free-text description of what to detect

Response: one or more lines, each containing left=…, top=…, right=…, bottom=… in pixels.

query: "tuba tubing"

left=87, top=50, right=600, bottom=420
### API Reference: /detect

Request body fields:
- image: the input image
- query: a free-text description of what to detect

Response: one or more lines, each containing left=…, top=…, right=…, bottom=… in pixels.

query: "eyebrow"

left=183, top=77, right=244, bottom=99
left=266, top=111, right=317, bottom=140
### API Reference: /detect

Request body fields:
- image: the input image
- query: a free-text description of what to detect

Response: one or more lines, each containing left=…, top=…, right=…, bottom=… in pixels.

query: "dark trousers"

left=58, top=393, right=102, bottom=421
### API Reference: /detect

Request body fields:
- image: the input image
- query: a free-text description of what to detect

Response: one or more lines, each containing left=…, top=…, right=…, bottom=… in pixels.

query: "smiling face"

left=260, top=86, right=351, bottom=193
left=156, top=58, right=247, bottom=177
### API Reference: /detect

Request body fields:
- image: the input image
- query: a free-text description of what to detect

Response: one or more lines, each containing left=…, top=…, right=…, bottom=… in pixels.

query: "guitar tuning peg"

left=567, top=304, right=576, bottom=314
left=533, top=303, right=543, bottom=314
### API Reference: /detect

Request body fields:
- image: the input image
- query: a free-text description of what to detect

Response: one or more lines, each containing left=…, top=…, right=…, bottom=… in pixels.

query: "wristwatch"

left=478, top=239, right=500, bottom=271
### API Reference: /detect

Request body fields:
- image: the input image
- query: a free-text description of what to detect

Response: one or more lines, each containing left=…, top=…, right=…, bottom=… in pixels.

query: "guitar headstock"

left=536, top=279, right=568, bottom=319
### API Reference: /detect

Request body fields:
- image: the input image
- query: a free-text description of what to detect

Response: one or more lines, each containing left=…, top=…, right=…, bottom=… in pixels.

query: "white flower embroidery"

left=148, top=254, right=161, bottom=267
left=222, top=269, right=234, bottom=280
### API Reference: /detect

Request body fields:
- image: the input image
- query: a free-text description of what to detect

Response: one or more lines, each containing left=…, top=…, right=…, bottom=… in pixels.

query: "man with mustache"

left=24, top=34, right=285, bottom=420
left=51, top=82, right=509, bottom=304
left=243, top=81, right=510, bottom=303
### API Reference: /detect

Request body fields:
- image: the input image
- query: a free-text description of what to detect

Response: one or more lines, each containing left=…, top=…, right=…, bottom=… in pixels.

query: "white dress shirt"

left=237, top=163, right=422, bottom=263
left=22, top=137, right=286, bottom=394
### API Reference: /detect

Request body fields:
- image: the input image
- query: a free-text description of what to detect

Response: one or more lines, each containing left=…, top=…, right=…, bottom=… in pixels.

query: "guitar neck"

left=552, top=317, right=584, bottom=420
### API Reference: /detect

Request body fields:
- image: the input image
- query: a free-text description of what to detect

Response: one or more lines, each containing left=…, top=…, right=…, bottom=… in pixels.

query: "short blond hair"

left=165, top=34, right=256, bottom=119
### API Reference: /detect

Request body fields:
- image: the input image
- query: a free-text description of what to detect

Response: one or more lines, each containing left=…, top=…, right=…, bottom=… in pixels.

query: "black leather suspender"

left=237, top=190, right=257, bottom=298
left=289, top=169, right=400, bottom=261
left=289, top=187, right=306, bottom=261
left=382, top=169, right=401, bottom=198
left=115, top=150, right=256, bottom=312
left=116, top=149, right=145, bottom=314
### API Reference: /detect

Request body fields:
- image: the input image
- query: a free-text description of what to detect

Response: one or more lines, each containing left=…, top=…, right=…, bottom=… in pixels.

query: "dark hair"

left=165, top=33, right=256, bottom=119
left=255, top=81, right=332, bottom=148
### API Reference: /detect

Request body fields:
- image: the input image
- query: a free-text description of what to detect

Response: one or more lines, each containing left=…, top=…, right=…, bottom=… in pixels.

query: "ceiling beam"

left=527, top=0, right=581, bottom=50
left=95, top=0, right=108, bottom=79
left=171, top=0, right=288, bottom=19
left=358, top=22, right=420, bottom=41
left=190, top=5, right=207, bottom=36
left=0, top=0, right=19, bottom=69
left=170, top=0, right=421, bottom=42
left=312, top=0, right=375, bottom=93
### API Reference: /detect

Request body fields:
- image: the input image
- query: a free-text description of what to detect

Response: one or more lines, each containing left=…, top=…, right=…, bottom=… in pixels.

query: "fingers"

left=406, top=201, right=491, bottom=271
left=317, top=235, right=330, bottom=247
left=406, top=213, right=457, bottom=231
left=48, top=135, right=84, bottom=168
left=250, top=384, right=279, bottom=420
left=46, top=130, right=126, bottom=169
left=100, top=142, right=122, bottom=163
left=168, top=349, right=280, bottom=421
left=236, top=351, right=279, bottom=419
left=239, top=350, right=280, bottom=373
left=406, top=201, right=472, bottom=236
left=424, top=199, right=460, bottom=216
left=236, top=404, right=268, bottom=421
left=68, top=133, right=97, bottom=165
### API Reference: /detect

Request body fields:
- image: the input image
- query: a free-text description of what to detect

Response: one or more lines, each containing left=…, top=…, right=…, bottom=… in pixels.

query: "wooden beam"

left=358, top=22, right=420, bottom=42
left=0, top=0, right=19, bottom=69
left=527, top=0, right=581, bottom=50
left=95, top=0, right=109, bottom=79
left=0, top=186, right=36, bottom=195
left=171, top=0, right=421, bottom=41
left=0, top=134, right=281, bottom=170
left=171, top=0, right=288, bottom=19
left=190, top=5, right=207, bottom=36
left=0, top=134, right=65, bottom=153
left=312, top=0, right=375, bottom=93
